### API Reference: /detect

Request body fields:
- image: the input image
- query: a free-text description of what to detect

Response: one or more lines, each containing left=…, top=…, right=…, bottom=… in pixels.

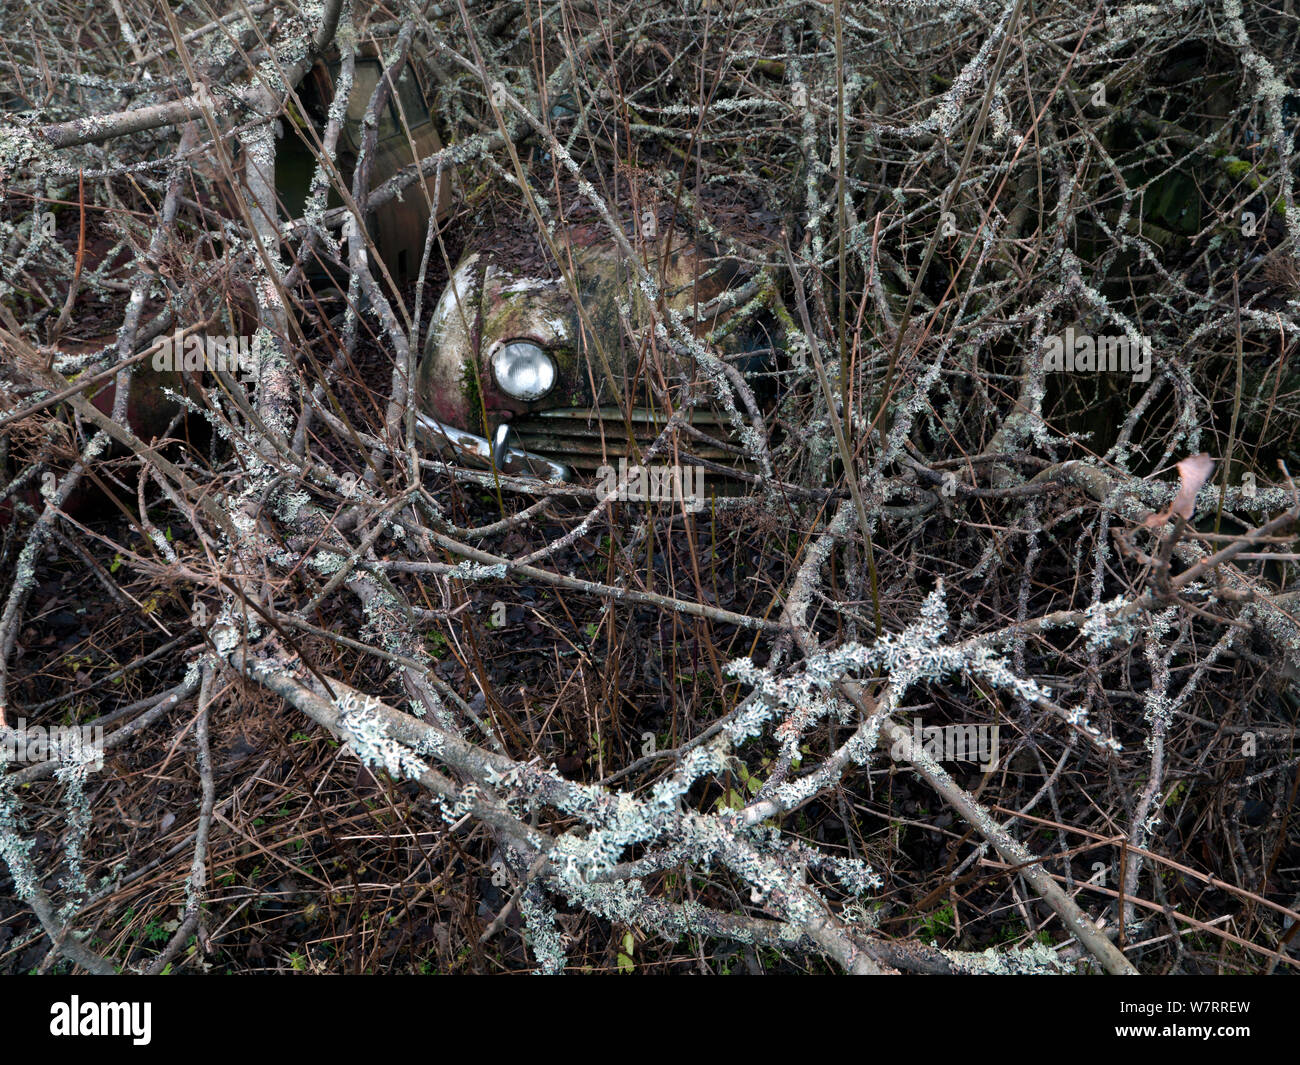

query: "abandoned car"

left=413, top=224, right=778, bottom=489
left=275, top=55, right=778, bottom=493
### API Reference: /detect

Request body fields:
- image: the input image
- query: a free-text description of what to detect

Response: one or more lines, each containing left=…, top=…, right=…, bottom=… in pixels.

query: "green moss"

left=1216, top=156, right=1288, bottom=216
left=1221, top=156, right=1255, bottom=180
left=479, top=298, right=518, bottom=345
left=459, top=355, right=484, bottom=434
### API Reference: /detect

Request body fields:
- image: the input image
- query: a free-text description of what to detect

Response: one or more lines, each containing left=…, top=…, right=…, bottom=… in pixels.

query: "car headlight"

left=491, top=340, right=556, bottom=401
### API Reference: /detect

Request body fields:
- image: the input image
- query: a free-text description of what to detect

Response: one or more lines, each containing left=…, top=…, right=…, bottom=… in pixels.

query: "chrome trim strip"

left=523, top=406, right=732, bottom=424
left=414, top=412, right=572, bottom=482
left=491, top=422, right=512, bottom=469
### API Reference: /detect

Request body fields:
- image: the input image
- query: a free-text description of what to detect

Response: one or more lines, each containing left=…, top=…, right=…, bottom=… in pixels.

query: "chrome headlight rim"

left=489, top=337, right=557, bottom=402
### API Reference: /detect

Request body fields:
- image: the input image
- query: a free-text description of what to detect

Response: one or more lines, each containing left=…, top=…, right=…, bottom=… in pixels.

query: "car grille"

left=508, top=406, right=759, bottom=481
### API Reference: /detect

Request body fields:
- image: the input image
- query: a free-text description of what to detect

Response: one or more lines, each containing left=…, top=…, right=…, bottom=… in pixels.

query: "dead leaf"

left=1173, top=453, right=1215, bottom=517
left=1143, top=453, right=1215, bottom=527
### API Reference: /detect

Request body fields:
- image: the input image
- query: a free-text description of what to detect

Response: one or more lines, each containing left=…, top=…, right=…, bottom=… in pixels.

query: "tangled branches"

left=0, top=0, right=1299, bottom=975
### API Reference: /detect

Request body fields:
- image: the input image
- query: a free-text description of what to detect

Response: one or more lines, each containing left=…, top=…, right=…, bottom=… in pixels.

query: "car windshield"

left=340, top=61, right=428, bottom=149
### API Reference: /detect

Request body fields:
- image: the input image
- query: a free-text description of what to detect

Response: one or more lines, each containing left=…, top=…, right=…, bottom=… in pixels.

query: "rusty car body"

left=414, top=224, right=776, bottom=487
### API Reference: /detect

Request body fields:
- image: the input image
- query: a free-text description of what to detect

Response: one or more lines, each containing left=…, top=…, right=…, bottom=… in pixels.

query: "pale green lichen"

left=943, top=941, right=1073, bottom=975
